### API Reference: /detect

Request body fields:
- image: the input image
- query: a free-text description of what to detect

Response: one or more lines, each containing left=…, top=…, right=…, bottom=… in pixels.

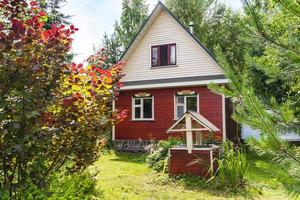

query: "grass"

left=246, top=152, right=300, bottom=199
left=89, top=151, right=298, bottom=200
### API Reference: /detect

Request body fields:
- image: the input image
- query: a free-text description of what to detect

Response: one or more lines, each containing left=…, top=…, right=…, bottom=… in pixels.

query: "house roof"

left=120, top=1, right=217, bottom=63
left=167, top=111, right=220, bottom=133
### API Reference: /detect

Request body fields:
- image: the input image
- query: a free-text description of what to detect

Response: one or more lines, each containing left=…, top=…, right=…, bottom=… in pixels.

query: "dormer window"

left=151, top=43, right=176, bottom=67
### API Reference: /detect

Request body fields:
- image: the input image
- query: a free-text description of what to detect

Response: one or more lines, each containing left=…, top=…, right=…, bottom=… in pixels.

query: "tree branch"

left=247, top=93, right=300, bottom=164
left=243, top=0, right=300, bottom=55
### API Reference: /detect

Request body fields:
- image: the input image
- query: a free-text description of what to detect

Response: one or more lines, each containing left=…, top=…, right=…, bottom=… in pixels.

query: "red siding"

left=115, top=86, right=223, bottom=141
left=169, top=148, right=219, bottom=177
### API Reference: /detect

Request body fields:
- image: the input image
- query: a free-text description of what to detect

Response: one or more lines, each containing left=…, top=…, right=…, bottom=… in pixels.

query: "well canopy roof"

left=167, top=111, right=220, bottom=133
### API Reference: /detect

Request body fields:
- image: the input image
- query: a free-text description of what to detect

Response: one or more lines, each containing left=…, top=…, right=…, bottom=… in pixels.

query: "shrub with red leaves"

left=0, top=1, right=125, bottom=197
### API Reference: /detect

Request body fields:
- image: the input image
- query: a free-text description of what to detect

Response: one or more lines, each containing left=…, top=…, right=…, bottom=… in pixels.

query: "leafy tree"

left=38, top=0, right=71, bottom=26
left=0, top=0, right=125, bottom=197
left=0, top=1, right=75, bottom=194
left=165, top=0, right=214, bottom=37
left=209, top=0, right=300, bottom=190
left=243, top=0, right=300, bottom=129
left=97, top=0, right=148, bottom=68
left=100, top=32, right=122, bottom=66
left=166, top=0, right=251, bottom=67
left=46, top=52, right=126, bottom=172
left=115, top=0, right=148, bottom=49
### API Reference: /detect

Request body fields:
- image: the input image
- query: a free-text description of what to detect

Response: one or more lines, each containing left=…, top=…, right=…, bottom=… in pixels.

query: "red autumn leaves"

left=62, top=60, right=116, bottom=108
left=60, top=50, right=127, bottom=123
left=1, top=0, right=127, bottom=124
left=0, top=0, right=78, bottom=51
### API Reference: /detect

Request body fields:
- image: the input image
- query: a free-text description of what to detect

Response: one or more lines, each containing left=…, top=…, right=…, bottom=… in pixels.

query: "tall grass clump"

left=212, top=141, right=250, bottom=193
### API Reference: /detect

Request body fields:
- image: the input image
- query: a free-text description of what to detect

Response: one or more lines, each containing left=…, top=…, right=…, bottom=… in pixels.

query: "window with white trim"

left=175, top=95, right=198, bottom=119
left=151, top=43, right=176, bottom=67
left=132, top=97, right=154, bottom=120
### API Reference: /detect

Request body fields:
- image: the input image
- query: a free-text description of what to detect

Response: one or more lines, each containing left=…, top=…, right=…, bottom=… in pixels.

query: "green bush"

left=145, top=137, right=181, bottom=172
left=2, top=178, right=48, bottom=200
left=0, top=188, right=10, bottom=200
left=1, top=172, right=101, bottom=200
left=49, top=172, right=102, bottom=200
left=212, top=141, right=250, bottom=193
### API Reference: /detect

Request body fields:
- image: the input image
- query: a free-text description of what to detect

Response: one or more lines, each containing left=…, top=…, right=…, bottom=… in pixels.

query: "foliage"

left=211, top=141, right=250, bottom=194
left=145, top=137, right=181, bottom=172
left=0, top=188, right=9, bottom=200
left=209, top=0, right=300, bottom=184
left=38, top=0, right=70, bottom=26
left=101, top=32, right=122, bottom=66
left=166, top=0, right=250, bottom=67
left=0, top=0, right=126, bottom=197
left=209, top=44, right=300, bottom=182
left=46, top=55, right=126, bottom=172
left=208, top=0, right=300, bottom=193
left=14, top=179, right=47, bottom=200
left=3, top=172, right=101, bottom=200
left=243, top=0, right=300, bottom=131
left=97, top=0, right=148, bottom=67
left=48, top=172, right=102, bottom=200
left=0, top=0, right=76, bottom=195
left=165, top=0, right=214, bottom=37
left=115, top=0, right=148, bottom=49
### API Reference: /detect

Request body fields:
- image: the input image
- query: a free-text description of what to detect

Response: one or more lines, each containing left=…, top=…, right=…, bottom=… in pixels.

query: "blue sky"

left=62, top=0, right=242, bottom=63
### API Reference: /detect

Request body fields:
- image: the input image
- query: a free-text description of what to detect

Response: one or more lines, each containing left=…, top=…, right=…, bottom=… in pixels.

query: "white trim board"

left=121, top=79, right=228, bottom=91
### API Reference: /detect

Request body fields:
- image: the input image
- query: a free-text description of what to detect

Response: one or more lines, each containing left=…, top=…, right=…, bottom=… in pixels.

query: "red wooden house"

left=113, top=2, right=238, bottom=151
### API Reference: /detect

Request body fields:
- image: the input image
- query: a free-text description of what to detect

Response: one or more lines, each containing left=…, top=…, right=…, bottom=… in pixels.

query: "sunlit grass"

left=89, top=150, right=297, bottom=200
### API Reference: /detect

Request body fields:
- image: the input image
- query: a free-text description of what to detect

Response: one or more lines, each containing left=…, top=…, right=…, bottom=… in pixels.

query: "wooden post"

left=195, top=131, right=203, bottom=145
left=186, top=115, right=193, bottom=154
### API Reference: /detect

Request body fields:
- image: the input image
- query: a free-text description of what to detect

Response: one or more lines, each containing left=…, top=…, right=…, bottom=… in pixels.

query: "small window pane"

left=160, top=45, right=168, bottom=65
left=177, top=105, right=184, bottom=119
left=143, top=99, right=152, bottom=118
left=186, top=96, right=197, bottom=112
left=152, top=47, right=158, bottom=66
left=135, top=99, right=141, bottom=105
left=170, top=45, right=176, bottom=64
left=135, top=107, right=141, bottom=119
left=177, top=96, right=184, bottom=104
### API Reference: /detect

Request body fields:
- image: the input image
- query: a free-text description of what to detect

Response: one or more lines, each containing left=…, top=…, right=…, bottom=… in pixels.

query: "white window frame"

left=149, top=43, right=178, bottom=69
left=174, top=94, right=199, bottom=120
left=132, top=96, right=154, bottom=120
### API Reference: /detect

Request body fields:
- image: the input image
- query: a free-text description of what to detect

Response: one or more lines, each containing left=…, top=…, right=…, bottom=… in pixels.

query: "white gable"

left=121, top=3, right=225, bottom=90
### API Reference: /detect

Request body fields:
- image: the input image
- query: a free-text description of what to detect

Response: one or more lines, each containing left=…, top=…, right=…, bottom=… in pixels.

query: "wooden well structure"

left=167, top=111, right=220, bottom=177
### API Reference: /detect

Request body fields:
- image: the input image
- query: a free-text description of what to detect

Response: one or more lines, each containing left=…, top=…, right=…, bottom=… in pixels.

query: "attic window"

left=151, top=43, right=176, bottom=67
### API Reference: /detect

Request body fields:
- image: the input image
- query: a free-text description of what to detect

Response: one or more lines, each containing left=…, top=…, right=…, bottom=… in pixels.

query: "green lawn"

left=89, top=151, right=298, bottom=200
